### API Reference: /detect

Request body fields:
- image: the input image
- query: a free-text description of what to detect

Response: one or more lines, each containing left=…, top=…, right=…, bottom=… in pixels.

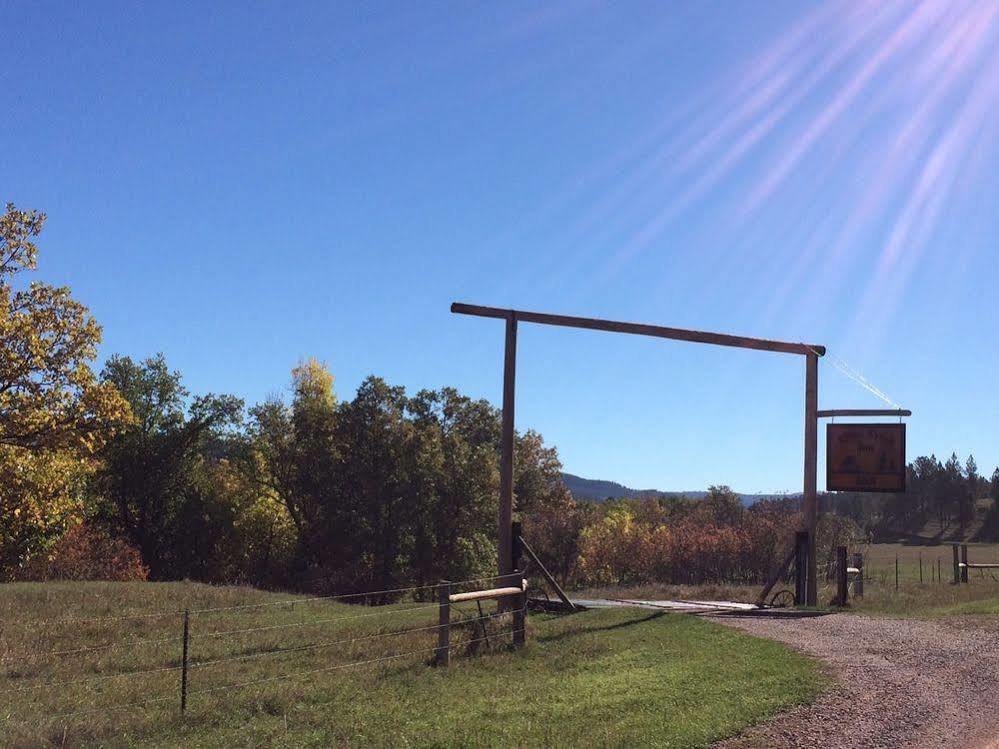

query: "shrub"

left=23, top=524, right=148, bottom=581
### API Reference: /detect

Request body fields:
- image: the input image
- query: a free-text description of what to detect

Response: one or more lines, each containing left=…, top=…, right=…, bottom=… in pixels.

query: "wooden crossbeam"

left=451, top=303, right=825, bottom=357
left=817, top=409, right=911, bottom=418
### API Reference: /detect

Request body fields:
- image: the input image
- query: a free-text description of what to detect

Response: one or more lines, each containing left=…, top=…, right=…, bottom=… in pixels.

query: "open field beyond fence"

left=570, top=542, right=999, bottom=618
left=0, top=581, right=821, bottom=748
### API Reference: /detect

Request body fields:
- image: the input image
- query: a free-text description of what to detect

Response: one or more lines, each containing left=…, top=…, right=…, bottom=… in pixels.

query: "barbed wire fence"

left=0, top=575, right=528, bottom=727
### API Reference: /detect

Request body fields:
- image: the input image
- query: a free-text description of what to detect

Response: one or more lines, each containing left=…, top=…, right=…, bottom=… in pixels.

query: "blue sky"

left=4, top=1, right=998, bottom=492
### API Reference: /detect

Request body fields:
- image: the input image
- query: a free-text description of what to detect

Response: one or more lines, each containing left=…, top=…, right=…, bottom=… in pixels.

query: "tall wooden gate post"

left=961, top=544, right=969, bottom=584
left=804, top=352, right=819, bottom=607
left=953, top=544, right=960, bottom=584
left=498, top=314, right=517, bottom=580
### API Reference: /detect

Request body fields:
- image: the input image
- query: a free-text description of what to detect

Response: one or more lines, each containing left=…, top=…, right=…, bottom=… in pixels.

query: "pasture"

left=0, top=581, right=821, bottom=748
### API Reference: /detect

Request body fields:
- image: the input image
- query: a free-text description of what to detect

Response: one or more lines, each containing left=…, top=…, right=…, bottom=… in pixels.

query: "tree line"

left=3, top=203, right=998, bottom=593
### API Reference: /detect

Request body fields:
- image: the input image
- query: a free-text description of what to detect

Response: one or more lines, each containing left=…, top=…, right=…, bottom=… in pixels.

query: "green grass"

left=0, top=581, right=824, bottom=748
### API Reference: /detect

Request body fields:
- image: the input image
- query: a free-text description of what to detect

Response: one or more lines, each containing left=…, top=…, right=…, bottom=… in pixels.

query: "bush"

left=23, top=524, right=148, bottom=581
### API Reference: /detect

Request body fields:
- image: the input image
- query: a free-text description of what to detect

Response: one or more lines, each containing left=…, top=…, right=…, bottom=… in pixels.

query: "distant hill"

left=560, top=472, right=770, bottom=506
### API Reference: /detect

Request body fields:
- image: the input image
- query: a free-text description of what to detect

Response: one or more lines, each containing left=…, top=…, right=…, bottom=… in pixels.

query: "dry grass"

left=0, top=580, right=822, bottom=748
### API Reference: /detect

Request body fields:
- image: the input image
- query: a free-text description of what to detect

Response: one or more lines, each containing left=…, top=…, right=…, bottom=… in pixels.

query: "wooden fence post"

left=511, top=569, right=526, bottom=649
left=961, top=545, right=969, bottom=584
left=836, top=546, right=848, bottom=606
left=919, top=555, right=923, bottom=584
left=794, top=531, right=808, bottom=606
left=851, top=553, right=864, bottom=598
left=953, top=545, right=960, bottom=584
left=436, top=581, right=451, bottom=667
left=180, top=609, right=190, bottom=713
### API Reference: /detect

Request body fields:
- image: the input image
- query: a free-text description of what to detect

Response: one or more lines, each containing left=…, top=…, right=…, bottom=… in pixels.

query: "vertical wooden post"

left=919, top=555, right=923, bottom=584
left=895, top=556, right=899, bottom=591
left=953, top=545, right=960, bottom=584
left=498, top=314, right=517, bottom=580
left=836, top=546, right=848, bottom=606
left=960, top=544, right=969, bottom=583
left=851, top=552, right=864, bottom=598
left=436, top=581, right=451, bottom=667
left=511, top=570, right=526, bottom=648
left=803, top=352, right=819, bottom=607
left=793, top=530, right=808, bottom=606
left=180, top=609, right=190, bottom=713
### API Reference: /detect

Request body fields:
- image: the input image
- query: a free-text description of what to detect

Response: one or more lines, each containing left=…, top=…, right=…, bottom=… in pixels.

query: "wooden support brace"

left=518, top=534, right=576, bottom=611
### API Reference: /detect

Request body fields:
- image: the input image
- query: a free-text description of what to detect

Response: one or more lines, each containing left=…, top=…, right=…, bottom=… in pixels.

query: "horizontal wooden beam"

left=451, top=303, right=825, bottom=357
left=817, top=409, right=911, bottom=418
left=449, top=583, right=525, bottom=604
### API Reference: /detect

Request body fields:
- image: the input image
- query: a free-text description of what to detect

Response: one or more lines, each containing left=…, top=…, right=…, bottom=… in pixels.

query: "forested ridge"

left=3, top=203, right=998, bottom=593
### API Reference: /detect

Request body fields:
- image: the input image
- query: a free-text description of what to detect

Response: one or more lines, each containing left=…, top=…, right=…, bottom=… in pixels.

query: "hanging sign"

left=826, top=423, right=906, bottom=492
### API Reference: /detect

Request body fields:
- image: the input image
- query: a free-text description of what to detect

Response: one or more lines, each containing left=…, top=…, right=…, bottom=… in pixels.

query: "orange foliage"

left=22, top=524, right=148, bottom=582
left=576, top=497, right=799, bottom=586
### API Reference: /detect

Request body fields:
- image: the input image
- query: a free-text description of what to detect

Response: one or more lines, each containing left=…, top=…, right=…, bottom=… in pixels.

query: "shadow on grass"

left=536, top=610, right=666, bottom=644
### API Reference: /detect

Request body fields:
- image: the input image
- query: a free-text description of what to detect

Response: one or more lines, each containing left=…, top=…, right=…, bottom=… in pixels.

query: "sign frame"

left=826, top=422, right=906, bottom=493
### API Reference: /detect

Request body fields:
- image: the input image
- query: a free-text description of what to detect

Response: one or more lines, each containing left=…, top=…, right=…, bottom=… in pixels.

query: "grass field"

left=0, top=581, right=823, bottom=748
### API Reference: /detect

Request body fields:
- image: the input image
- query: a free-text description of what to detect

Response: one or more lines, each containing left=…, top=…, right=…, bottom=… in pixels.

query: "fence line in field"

left=2, top=574, right=510, bottom=629
left=190, top=609, right=517, bottom=669
left=1, top=577, right=528, bottom=723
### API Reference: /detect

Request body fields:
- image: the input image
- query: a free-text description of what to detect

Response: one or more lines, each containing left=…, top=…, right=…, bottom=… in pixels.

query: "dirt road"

left=712, top=612, right=999, bottom=749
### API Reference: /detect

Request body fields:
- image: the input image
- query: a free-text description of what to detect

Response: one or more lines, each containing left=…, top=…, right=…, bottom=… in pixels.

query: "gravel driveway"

left=712, top=612, right=999, bottom=749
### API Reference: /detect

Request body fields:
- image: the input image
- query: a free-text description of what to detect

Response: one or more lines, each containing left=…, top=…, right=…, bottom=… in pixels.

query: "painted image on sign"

left=826, top=423, right=906, bottom=493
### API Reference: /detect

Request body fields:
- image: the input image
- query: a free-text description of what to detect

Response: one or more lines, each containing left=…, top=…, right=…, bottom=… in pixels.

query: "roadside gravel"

left=712, top=612, right=999, bottom=749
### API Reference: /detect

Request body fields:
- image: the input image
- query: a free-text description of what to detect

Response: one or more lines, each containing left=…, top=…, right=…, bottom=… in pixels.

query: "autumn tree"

left=0, top=204, right=130, bottom=577
left=246, top=358, right=341, bottom=578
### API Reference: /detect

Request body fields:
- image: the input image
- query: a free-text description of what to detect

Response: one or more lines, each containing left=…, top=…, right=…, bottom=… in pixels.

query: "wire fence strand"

left=190, top=608, right=523, bottom=670
left=190, top=629, right=523, bottom=698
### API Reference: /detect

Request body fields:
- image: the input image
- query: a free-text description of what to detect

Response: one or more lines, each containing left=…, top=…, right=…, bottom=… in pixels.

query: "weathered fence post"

left=836, top=546, right=848, bottom=606
left=961, top=544, right=969, bottom=584
left=180, top=609, right=190, bottom=713
left=919, top=555, right=923, bottom=584
left=794, top=530, right=809, bottom=606
left=953, top=545, right=960, bottom=584
left=851, top=553, right=864, bottom=598
left=436, top=580, right=451, bottom=667
left=511, top=569, right=526, bottom=649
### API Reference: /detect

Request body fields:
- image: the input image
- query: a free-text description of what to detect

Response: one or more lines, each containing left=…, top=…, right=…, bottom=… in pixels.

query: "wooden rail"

left=449, top=582, right=525, bottom=604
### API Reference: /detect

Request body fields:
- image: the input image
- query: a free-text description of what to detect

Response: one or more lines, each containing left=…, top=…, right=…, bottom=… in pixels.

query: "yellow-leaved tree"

left=0, top=204, right=131, bottom=577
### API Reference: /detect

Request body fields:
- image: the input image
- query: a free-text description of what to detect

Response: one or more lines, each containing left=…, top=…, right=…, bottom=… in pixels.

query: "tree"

left=246, top=358, right=340, bottom=578
left=0, top=204, right=130, bottom=577
left=94, top=354, right=244, bottom=579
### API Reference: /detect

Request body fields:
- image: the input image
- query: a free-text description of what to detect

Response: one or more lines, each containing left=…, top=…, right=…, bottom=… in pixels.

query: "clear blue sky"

left=4, top=1, right=998, bottom=492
